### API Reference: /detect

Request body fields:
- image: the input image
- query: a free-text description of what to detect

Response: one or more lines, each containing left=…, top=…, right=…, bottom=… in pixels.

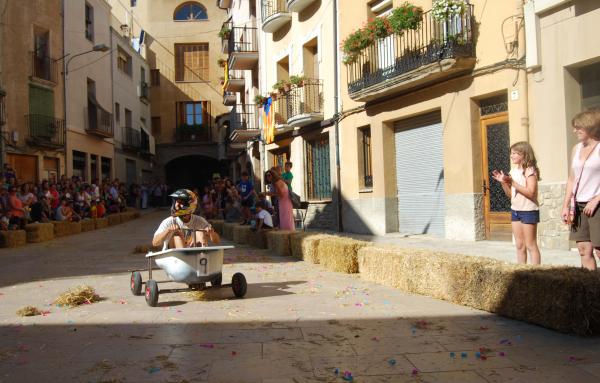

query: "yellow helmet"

left=169, top=189, right=198, bottom=216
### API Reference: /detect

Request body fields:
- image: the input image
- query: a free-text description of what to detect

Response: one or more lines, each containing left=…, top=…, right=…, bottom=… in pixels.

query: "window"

left=90, top=154, right=98, bottom=181
left=130, top=0, right=137, bottom=6
left=581, top=62, right=600, bottom=109
left=115, top=103, right=120, bottom=122
left=85, top=3, right=94, bottom=41
left=150, top=69, right=160, bottom=86
left=176, top=101, right=210, bottom=141
left=178, top=101, right=207, bottom=125
left=117, top=47, right=132, bottom=76
left=306, top=135, right=331, bottom=200
left=101, top=157, right=111, bottom=180
left=73, top=150, right=87, bottom=179
left=125, top=108, right=132, bottom=127
left=175, top=43, right=208, bottom=82
left=358, top=127, right=372, bottom=189
left=151, top=116, right=161, bottom=136
left=173, top=2, right=208, bottom=21
left=140, top=67, right=146, bottom=83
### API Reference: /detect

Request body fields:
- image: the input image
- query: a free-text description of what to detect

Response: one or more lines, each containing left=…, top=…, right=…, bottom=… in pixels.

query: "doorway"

left=481, top=114, right=511, bottom=240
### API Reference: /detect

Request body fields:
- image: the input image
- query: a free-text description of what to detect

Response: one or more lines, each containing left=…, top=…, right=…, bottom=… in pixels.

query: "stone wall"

left=342, top=196, right=398, bottom=235
left=538, top=182, right=570, bottom=250
left=304, top=200, right=338, bottom=230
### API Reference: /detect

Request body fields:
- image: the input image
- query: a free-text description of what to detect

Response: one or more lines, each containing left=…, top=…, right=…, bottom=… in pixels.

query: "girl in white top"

left=492, top=141, right=541, bottom=264
left=561, top=109, right=600, bottom=271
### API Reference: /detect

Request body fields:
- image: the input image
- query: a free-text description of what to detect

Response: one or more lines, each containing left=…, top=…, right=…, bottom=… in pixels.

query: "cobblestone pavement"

left=0, top=211, right=599, bottom=382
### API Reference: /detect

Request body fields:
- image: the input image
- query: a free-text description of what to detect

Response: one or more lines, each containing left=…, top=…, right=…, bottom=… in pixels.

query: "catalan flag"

left=261, top=97, right=275, bottom=144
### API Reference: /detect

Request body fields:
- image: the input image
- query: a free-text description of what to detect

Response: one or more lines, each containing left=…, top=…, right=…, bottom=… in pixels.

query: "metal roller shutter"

left=394, top=111, right=445, bottom=236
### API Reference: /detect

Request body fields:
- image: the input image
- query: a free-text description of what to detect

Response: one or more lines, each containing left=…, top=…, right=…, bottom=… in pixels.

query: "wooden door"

left=481, top=115, right=512, bottom=240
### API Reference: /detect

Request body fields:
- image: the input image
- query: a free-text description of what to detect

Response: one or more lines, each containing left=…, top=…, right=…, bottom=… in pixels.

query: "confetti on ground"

left=461, top=352, right=467, bottom=358
left=498, top=351, right=506, bottom=357
left=412, top=368, right=419, bottom=375
left=449, top=352, right=455, bottom=358
left=342, top=371, right=353, bottom=381
left=148, top=367, right=161, bottom=374
left=388, top=359, right=396, bottom=366
left=199, top=343, right=215, bottom=349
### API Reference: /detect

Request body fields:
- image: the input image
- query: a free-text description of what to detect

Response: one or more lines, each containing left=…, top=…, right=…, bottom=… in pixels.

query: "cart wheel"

left=212, top=273, right=223, bottom=287
left=145, top=279, right=159, bottom=307
left=130, top=271, right=142, bottom=296
left=231, top=272, right=247, bottom=298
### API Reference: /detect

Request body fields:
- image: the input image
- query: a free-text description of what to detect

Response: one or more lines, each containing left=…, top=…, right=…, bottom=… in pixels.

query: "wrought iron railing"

left=122, top=126, right=141, bottom=149
left=346, top=5, right=475, bottom=95
left=262, top=0, right=288, bottom=21
left=85, top=106, right=114, bottom=137
left=227, top=69, right=244, bottom=81
left=140, top=81, right=150, bottom=101
left=26, top=114, right=65, bottom=147
left=272, top=95, right=289, bottom=125
left=30, top=52, right=60, bottom=84
left=286, top=79, right=323, bottom=121
left=141, top=129, right=150, bottom=152
left=230, top=104, right=259, bottom=132
left=227, top=26, right=258, bottom=54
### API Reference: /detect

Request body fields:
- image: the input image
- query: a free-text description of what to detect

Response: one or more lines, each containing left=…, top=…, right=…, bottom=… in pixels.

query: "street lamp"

left=61, top=43, right=111, bottom=180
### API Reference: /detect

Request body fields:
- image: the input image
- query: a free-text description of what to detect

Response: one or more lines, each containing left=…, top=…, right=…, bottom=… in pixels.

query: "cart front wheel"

left=130, top=271, right=142, bottom=296
left=231, top=272, right=247, bottom=298
left=145, top=279, right=159, bottom=307
left=212, top=273, right=223, bottom=287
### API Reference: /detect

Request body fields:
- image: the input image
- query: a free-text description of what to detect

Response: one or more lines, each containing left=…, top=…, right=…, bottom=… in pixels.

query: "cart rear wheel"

left=212, top=273, right=223, bottom=287
left=145, top=279, right=159, bottom=307
left=130, top=271, right=142, bottom=296
left=231, top=272, right=247, bottom=298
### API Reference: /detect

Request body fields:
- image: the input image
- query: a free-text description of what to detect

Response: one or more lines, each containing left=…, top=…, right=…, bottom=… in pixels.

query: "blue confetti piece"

left=450, top=352, right=455, bottom=358
left=388, top=359, right=396, bottom=366
left=475, top=352, right=481, bottom=358
left=461, top=352, right=467, bottom=358
left=149, top=367, right=161, bottom=374
left=334, top=368, right=339, bottom=375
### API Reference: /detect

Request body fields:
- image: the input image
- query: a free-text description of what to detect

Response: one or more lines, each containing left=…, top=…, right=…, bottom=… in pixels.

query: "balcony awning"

left=87, top=92, right=109, bottom=114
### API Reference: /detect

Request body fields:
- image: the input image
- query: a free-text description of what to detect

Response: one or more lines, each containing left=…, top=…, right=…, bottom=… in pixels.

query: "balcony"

left=286, top=79, right=323, bottom=128
left=139, top=82, right=150, bottom=103
left=85, top=106, right=114, bottom=138
left=346, top=6, right=475, bottom=102
left=140, top=129, right=151, bottom=153
left=30, top=52, right=59, bottom=85
left=223, top=91, right=237, bottom=106
left=227, top=26, right=259, bottom=70
left=286, top=0, right=317, bottom=13
left=122, top=126, right=141, bottom=151
left=229, top=104, right=260, bottom=143
left=221, top=22, right=232, bottom=54
left=271, top=95, right=291, bottom=132
left=218, top=0, right=232, bottom=8
left=175, top=124, right=210, bottom=143
left=25, top=114, right=65, bottom=149
left=261, top=0, right=291, bottom=33
left=224, top=69, right=245, bottom=92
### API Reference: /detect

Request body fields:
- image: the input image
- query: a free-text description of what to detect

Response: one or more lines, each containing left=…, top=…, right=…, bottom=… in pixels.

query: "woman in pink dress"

left=267, top=168, right=295, bottom=231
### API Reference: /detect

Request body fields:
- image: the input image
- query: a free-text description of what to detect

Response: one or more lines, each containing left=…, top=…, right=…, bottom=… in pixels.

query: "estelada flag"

left=261, top=97, right=275, bottom=144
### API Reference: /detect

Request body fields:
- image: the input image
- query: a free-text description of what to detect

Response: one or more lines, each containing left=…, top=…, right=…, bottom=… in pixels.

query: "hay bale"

left=247, top=230, right=268, bottom=249
left=66, top=221, right=81, bottom=235
left=233, top=225, right=252, bottom=244
left=16, top=306, right=42, bottom=317
left=0, top=230, right=26, bottom=248
left=290, top=232, right=333, bottom=264
left=357, top=246, right=600, bottom=336
left=80, top=219, right=95, bottom=232
left=52, top=221, right=70, bottom=237
left=209, top=219, right=224, bottom=235
left=94, top=218, right=109, bottom=230
left=54, top=285, right=100, bottom=307
left=132, top=211, right=141, bottom=219
left=121, top=211, right=137, bottom=222
left=266, top=230, right=294, bottom=257
left=133, top=244, right=160, bottom=254
left=317, top=236, right=370, bottom=273
left=107, top=214, right=121, bottom=226
left=25, top=223, right=54, bottom=243
left=223, top=223, right=236, bottom=240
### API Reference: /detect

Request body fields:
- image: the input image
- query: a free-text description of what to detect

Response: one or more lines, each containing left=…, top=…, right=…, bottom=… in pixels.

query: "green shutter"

left=29, top=85, right=54, bottom=117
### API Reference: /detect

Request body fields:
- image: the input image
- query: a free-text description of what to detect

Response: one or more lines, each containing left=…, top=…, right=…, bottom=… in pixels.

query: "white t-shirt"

left=154, top=215, right=211, bottom=246
left=510, top=167, right=539, bottom=211
left=256, top=209, right=273, bottom=228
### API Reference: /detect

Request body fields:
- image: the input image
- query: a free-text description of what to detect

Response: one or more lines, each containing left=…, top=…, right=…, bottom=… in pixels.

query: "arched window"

left=173, top=2, right=208, bottom=21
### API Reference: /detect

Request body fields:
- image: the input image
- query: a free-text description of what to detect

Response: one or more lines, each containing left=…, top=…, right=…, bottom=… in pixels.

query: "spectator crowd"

left=0, top=163, right=170, bottom=231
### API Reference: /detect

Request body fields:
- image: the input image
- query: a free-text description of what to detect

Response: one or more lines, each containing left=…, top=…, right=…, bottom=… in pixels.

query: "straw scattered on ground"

left=16, top=306, right=42, bottom=317
left=182, top=290, right=220, bottom=301
left=54, top=285, right=101, bottom=307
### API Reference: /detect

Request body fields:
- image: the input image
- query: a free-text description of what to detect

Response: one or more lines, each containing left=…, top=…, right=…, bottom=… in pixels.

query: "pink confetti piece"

left=498, top=352, right=506, bottom=357
left=371, top=337, right=379, bottom=342
left=199, top=343, right=215, bottom=349
left=411, top=368, right=419, bottom=375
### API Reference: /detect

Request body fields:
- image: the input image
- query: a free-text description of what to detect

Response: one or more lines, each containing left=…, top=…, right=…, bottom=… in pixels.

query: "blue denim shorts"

left=511, top=210, right=540, bottom=224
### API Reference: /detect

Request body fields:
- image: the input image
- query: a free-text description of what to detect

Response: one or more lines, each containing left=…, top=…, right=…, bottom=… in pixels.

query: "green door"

left=29, top=85, right=54, bottom=139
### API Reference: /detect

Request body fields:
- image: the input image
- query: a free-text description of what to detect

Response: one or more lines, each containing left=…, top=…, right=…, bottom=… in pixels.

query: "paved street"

left=1, top=211, right=599, bottom=382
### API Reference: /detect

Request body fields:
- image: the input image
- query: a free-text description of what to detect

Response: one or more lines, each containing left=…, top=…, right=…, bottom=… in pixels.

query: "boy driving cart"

left=153, top=189, right=220, bottom=249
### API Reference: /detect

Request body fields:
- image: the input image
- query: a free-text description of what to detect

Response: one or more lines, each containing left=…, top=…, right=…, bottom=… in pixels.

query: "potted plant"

left=431, top=0, right=466, bottom=22
left=290, top=74, right=306, bottom=87
left=269, top=91, right=278, bottom=101
left=272, top=80, right=286, bottom=93
left=254, top=94, right=265, bottom=105
left=217, top=58, right=227, bottom=68
left=365, top=16, right=393, bottom=40
left=388, top=3, right=423, bottom=33
left=218, top=26, right=231, bottom=39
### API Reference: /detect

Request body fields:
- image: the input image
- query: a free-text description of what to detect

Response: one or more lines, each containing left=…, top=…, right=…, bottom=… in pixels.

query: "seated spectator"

left=97, top=199, right=106, bottom=218
left=254, top=201, right=273, bottom=231
left=30, top=195, right=50, bottom=223
left=257, top=192, right=274, bottom=215
left=8, top=187, right=26, bottom=229
left=55, top=198, right=70, bottom=221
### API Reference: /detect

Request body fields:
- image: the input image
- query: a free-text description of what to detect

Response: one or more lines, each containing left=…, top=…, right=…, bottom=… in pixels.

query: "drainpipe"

left=517, top=0, right=529, bottom=142
left=0, top=0, right=5, bottom=169
left=62, top=0, right=68, bottom=177
left=333, top=0, right=342, bottom=232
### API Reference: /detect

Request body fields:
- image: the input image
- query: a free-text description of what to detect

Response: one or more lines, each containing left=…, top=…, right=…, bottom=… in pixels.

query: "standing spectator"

left=492, top=142, right=541, bottom=264
left=3, top=164, right=16, bottom=183
left=266, top=168, right=295, bottom=231
left=561, top=109, right=600, bottom=270
left=151, top=181, right=163, bottom=207
left=8, top=187, right=27, bottom=229
left=238, top=172, right=254, bottom=225
left=141, top=181, right=149, bottom=209
left=282, top=162, right=294, bottom=192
